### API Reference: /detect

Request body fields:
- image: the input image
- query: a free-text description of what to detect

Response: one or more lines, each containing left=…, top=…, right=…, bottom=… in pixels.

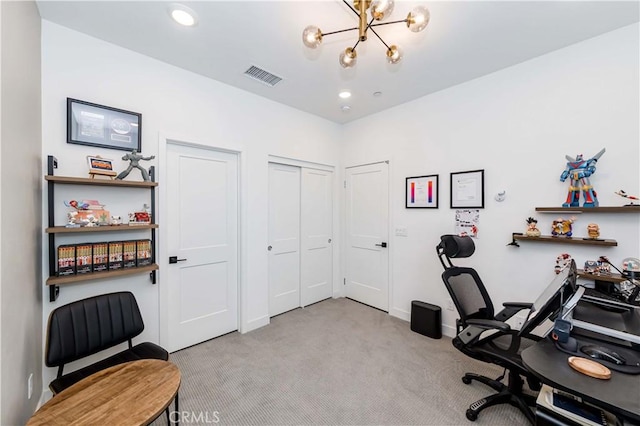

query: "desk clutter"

left=57, top=239, right=152, bottom=276
left=537, top=385, right=617, bottom=426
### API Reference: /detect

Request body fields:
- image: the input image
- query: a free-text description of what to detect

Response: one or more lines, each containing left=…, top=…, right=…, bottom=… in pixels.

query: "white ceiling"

left=36, top=1, right=639, bottom=124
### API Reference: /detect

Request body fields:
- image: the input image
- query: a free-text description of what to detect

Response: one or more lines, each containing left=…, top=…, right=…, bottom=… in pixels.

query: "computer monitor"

left=519, top=259, right=578, bottom=336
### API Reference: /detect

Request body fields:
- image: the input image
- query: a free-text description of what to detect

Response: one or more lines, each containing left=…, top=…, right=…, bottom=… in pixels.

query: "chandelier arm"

left=370, top=19, right=409, bottom=27
left=342, top=0, right=360, bottom=17
left=368, top=26, right=391, bottom=50
left=321, top=26, right=359, bottom=37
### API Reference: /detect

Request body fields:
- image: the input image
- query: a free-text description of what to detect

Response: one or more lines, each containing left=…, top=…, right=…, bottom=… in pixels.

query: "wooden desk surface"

left=522, top=337, right=640, bottom=423
left=28, top=359, right=180, bottom=426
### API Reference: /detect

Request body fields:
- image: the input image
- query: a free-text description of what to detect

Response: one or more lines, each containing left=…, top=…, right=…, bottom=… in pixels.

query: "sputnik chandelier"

left=302, top=0, right=430, bottom=68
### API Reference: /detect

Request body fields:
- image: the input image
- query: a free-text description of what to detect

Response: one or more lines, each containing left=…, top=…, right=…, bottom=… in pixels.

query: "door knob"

left=375, top=242, right=388, bottom=248
left=169, top=256, right=187, bottom=264
left=268, top=246, right=273, bottom=251
left=328, top=238, right=332, bottom=243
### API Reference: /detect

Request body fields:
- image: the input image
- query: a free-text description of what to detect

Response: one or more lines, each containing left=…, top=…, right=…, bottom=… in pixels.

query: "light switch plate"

left=395, top=227, right=408, bottom=237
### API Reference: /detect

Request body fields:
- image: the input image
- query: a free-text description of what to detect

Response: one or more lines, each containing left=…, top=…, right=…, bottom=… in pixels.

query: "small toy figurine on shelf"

left=116, top=149, right=155, bottom=181
left=525, top=217, right=541, bottom=237
left=560, top=148, right=605, bottom=207
left=586, top=223, right=600, bottom=239
left=615, top=190, right=639, bottom=206
left=555, top=253, right=572, bottom=274
left=551, top=217, right=575, bottom=237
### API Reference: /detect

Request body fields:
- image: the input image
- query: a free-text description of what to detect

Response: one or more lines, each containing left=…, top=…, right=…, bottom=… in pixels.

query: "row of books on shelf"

left=57, top=240, right=153, bottom=276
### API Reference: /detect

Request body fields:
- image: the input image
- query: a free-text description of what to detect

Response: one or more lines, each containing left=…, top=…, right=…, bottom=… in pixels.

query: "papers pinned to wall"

left=455, top=209, right=480, bottom=238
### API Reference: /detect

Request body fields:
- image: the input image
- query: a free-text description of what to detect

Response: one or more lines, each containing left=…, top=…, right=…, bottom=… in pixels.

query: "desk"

left=522, top=337, right=640, bottom=424
left=27, top=359, right=180, bottom=426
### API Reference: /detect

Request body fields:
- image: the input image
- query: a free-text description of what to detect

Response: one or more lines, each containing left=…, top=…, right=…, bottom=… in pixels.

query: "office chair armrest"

left=503, top=302, right=533, bottom=309
left=465, top=319, right=511, bottom=332
left=495, top=302, right=533, bottom=322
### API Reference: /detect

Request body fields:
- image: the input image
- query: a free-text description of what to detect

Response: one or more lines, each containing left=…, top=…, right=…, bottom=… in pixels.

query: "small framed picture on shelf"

left=406, top=175, right=439, bottom=208
left=67, top=98, right=142, bottom=152
left=87, top=155, right=117, bottom=179
left=450, top=169, right=485, bottom=209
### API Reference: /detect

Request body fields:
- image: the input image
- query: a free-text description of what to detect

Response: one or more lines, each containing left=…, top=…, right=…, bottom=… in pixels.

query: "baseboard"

left=241, top=315, right=269, bottom=333
left=389, top=307, right=410, bottom=322
left=38, top=389, right=52, bottom=410
left=442, top=323, right=456, bottom=338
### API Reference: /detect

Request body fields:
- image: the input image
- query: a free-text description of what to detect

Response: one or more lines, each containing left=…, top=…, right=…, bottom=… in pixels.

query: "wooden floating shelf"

left=577, top=269, right=627, bottom=283
left=45, top=175, right=157, bottom=188
left=535, top=206, right=640, bottom=213
left=512, top=234, right=617, bottom=246
left=47, top=264, right=158, bottom=286
left=46, top=224, right=158, bottom=233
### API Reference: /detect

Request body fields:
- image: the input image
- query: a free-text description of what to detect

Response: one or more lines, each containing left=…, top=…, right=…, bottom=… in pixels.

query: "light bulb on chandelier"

left=302, top=0, right=429, bottom=68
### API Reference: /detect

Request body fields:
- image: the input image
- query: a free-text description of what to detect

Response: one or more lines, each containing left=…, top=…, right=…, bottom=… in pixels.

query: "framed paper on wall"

left=67, top=98, right=142, bottom=151
left=406, top=174, right=439, bottom=208
left=450, top=169, right=485, bottom=208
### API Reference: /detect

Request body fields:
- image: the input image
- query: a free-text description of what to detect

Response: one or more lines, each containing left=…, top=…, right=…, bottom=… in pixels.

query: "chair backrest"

left=442, top=266, right=495, bottom=326
left=45, top=292, right=145, bottom=368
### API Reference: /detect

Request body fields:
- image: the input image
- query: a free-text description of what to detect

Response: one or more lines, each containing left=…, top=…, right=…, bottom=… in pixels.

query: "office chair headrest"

left=439, top=234, right=476, bottom=259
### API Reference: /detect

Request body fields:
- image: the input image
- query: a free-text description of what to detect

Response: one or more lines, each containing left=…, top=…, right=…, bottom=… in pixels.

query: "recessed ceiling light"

left=341, top=105, right=351, bottom=112
left=169, top=4, right=198, bottom=27
left=373, top=91, right=382, bottom=97
left=339, top=91, right=352, bottom=99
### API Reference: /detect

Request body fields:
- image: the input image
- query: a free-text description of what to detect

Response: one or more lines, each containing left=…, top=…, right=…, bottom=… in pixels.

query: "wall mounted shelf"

left=511, top=234, right=617, bottom=247
left=46, top=224, right=158, bottom=234
left=45, top=155, right=158, bottom=302
left=576, top=269, right=627, bottom=283
left=535, top=206, right=640, bottom=214
left=47, top=264, right=159, bottom=286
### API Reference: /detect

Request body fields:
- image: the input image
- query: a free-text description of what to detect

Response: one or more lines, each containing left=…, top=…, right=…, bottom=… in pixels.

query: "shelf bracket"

left=507, top=233, right=522, bottom=247
left=49, top=285, right=59, bottom=302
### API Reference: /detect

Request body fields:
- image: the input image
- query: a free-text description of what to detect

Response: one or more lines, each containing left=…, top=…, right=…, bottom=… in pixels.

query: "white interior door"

left=166, top=143, right=238, bottom=352
left=268, top=163, right=301, bottom=317
left=301, top=168, right=333, bottom=306
left=345, top=162, right=389, bottom=311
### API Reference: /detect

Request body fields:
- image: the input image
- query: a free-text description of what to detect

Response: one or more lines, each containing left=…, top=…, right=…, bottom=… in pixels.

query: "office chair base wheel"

left=466, top=409, right=478, bottom=421
left=462, top=376, right=472, bottom=384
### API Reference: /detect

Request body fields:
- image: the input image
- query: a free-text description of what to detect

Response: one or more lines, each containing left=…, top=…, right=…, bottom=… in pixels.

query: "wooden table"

left=28, top=359, right=180, bottom=426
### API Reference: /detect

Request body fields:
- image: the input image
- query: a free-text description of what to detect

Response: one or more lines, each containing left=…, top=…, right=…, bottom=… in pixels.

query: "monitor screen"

left=519, top=259, right=577, bottom=336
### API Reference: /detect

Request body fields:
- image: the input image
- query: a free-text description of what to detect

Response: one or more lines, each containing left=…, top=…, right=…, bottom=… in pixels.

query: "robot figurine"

left=560, top=148, right=605, bottom=207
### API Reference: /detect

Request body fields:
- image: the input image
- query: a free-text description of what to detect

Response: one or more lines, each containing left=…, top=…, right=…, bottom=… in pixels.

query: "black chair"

left=436, top=235, right=541, bottom=423
left=45, top=291, right=169, bottom=394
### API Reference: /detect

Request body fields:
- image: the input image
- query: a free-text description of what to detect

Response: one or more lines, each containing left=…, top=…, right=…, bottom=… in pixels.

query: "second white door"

left=268, top=163, right=333, bottom=317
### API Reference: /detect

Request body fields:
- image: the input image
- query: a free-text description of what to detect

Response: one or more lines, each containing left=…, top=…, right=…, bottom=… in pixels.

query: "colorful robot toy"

left=560, top=148, right=605, bottom=207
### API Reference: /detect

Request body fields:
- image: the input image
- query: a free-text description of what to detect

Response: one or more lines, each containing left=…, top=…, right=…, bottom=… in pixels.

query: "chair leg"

left=464, top=371, right=537, bottom=424
left=462, top=372, right=505, bottom=393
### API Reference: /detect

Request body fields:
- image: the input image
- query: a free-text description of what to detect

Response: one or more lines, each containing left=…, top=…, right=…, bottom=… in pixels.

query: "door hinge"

left=343, top=278, right=346, bottom=285
left=343, top=180, right=346, bottom=188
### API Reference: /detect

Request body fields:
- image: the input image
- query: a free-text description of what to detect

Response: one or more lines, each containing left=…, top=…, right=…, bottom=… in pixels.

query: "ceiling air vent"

left=244, top=65, right=282, bottom=87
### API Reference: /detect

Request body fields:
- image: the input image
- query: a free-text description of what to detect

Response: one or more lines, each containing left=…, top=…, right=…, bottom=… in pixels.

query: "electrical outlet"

left=28, top=373, right=33, bottom=400
left=395, top=227, right=408, bottom=237
left=446, top=299, right=455, bottom=311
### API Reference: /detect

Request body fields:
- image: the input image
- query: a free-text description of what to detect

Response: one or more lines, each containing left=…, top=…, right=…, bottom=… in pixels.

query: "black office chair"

left=436, top=235, right=541, bottom=423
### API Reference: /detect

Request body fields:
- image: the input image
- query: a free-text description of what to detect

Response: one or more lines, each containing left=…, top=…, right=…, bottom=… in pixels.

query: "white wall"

left=41, top=21, right=342, bottom=392
left=1, top=1, right=43, bottom=424
left=342, top=24, right=640, bottom=335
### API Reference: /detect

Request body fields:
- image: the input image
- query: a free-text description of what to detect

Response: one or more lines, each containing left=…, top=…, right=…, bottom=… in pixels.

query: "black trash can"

left=410, top=300, right=442, bottom=339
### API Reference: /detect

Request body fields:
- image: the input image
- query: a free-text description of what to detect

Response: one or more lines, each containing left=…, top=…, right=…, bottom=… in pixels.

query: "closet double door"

left=268, top=163, right=333, bottom=317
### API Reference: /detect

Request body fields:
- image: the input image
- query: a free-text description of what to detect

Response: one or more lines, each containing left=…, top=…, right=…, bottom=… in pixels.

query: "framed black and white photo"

left=67, top=98, right=141, bottom=151
left=406, top=174, right=439, bottom=208
left=450, top=169, right=484, bottom=208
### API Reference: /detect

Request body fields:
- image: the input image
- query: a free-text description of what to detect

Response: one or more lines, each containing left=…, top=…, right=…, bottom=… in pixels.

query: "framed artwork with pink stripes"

left=406, top=174, right=439, bottom=208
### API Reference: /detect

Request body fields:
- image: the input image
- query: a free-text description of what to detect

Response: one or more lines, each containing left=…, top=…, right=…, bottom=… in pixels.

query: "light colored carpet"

left=153, top=298, right=530, bottom=425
